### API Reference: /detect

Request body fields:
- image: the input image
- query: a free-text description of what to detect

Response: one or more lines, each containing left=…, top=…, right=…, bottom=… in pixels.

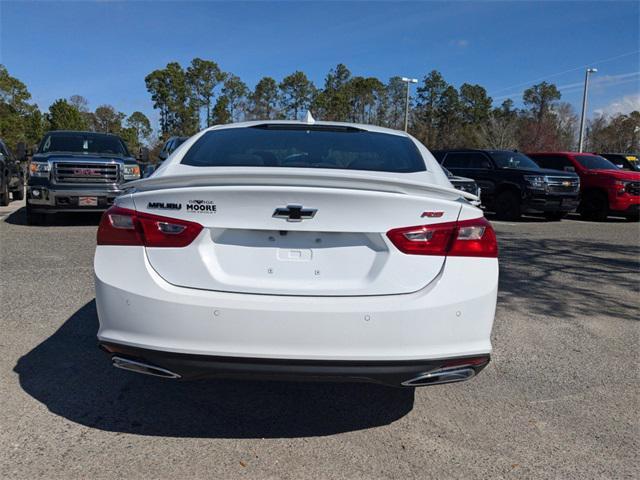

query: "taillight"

left=97, top=206, right=203, bottom=247
left=386, top=217, right=497, bottom=257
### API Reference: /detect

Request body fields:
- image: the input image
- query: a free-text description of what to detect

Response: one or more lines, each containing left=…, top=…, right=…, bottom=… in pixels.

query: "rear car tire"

left=544, top=212, right=567, bottom=221
left=494, top=190, right=521, bottom=220
left=26, top=204, right=47, bottom=226
left=580, top=191, right=608, bottom=221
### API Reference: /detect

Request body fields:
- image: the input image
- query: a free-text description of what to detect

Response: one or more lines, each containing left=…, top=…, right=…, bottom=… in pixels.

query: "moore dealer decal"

left=147, top=202, right=182, bottom=210
left=186, top=199, right=217, bottom=213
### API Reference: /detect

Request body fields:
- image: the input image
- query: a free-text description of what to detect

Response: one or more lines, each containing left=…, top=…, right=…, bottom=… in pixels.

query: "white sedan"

left=94, top=118, right=498, bottom=387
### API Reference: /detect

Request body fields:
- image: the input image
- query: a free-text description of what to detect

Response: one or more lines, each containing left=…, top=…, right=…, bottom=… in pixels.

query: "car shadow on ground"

left=485, top=212, right=636, bottom=223
left=484, top=212, right=548, bottom=223
left=497, top=233, right=639, bottom=321
left=14, top=300, right=415, bottom=439
left=4, top=207, right=102, bottom=227
left=564, top=213, right=633, bottom=223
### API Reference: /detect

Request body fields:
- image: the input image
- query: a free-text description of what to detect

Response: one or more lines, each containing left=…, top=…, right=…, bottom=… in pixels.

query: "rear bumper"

left=95, top=246, right=498, bottom=382
left=100, top=342, right=490, bottom=386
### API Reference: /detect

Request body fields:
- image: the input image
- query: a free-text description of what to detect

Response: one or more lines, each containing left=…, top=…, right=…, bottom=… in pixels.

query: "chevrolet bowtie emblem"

left=273, top=205, right=317, bottom=222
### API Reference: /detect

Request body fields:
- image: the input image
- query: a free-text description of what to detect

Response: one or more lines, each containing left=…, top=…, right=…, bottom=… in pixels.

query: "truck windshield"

left=181, top=125, right=426, bottom=173
left=489, top=151, right=541, bottom=170
left=39, top=133, right=128, bottom=156
left=576, top=155, right=619, bottom=170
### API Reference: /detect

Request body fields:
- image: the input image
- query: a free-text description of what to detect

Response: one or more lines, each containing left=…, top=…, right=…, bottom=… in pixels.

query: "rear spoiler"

left=125, top=169, right=479, bottom=202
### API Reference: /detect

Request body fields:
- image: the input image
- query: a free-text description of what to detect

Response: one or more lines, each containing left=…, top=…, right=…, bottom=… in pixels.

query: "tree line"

left=1, top=61, right=638, bottom=156
left=0, top=65, right=152, bottom=154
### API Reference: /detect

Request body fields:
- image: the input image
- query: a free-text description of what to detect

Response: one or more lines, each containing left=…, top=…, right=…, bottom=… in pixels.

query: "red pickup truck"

left=528, top=152, right=640, bottom=221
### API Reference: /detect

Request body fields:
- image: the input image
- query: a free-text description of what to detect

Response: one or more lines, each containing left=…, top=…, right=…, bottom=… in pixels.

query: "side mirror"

left=16, top=142, right=27, bottom=161
left=480, top=161, right=492, bottom=169
left=138, top=147, right=150, bottom=163
left=158, top=151, right=168, bottom=161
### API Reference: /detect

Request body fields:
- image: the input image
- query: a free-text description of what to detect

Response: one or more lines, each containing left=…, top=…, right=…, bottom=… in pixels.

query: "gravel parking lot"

left=0, top=205, right=638, bottom=479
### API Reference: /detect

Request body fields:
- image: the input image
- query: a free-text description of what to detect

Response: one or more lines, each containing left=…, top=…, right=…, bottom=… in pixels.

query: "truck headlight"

left=524, top=175, right=547, bottom=190
left=29, top=162, right=50, bottom=178
left=123, top=164, right=141, bottom=180
left=614, top=180, right=628, bottom=195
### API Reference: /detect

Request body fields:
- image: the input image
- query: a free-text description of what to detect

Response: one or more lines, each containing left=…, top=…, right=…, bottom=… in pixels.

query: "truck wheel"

left=12, top=186, right=24, bottom=201
left=544, top=212, right=567, bottom=221
left=494, top=191, right=521, bottom=220
left=580, top=192, right=608, bottom=221
left=26, top=204, right=47, bottom=226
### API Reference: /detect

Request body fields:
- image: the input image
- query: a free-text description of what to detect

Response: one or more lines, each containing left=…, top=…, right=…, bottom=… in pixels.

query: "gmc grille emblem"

left=74, top=168, right=99, bottom=176
left=273, top=205, right=317, bottom=222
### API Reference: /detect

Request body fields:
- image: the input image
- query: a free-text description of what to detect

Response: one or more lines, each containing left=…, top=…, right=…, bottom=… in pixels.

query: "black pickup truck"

left=26, top=131, right=142, bottom=225
left=433, top=149, right=581, bottom=220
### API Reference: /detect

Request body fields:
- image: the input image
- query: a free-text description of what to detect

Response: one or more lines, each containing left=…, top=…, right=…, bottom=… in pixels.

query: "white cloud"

left=492, top=71, right=639, bottom=102
left=449, top=39, right=469, bottom=48
left=594, top=94, right=640, bottom=117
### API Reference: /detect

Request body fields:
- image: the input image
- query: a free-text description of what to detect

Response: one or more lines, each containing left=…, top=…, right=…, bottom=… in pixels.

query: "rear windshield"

left=39, top=133, right=128, bottom=156
left=181, top=125, right=426, bottom=173
left=575, top=155, right=619, bottom=170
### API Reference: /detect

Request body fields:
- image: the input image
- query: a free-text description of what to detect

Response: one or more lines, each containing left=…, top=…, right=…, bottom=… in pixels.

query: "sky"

left=1, top=0, right=639, bottom=130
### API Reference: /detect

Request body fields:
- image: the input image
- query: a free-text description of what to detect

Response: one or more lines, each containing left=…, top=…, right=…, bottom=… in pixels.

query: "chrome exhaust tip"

left=111, top=356, right=181, bottom=379
left=401, top=367, right=476, bottom=387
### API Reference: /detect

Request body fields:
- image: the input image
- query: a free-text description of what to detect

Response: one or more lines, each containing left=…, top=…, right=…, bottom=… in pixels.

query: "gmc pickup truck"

left=26, top=131, right=141, bottom=225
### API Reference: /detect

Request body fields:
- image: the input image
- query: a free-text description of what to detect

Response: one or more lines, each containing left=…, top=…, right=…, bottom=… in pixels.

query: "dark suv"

left=433, top=149, right=580, bottom=220
left=0, top=139, right=26, bottom=205
left=158, top=136, right=187, bottom=163
left=143, top=136, right=188, bottom=177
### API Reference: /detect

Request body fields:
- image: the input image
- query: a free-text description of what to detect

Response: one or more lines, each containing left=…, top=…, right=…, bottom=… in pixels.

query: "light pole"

left=401, top=77, right=418, bottom=132
left=578, top=68, right=597, bottom=152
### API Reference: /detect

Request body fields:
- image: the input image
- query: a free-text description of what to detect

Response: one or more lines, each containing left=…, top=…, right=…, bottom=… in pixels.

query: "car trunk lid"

left=130, top=170, right=465, bottom=296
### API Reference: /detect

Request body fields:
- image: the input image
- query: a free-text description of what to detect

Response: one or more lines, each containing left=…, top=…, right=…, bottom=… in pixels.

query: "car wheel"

left=544, top=212, right=567, bottom=221
left=0, top=177, right=9, bottom=206
left=494, top=191, right=521, bottom=220
left=12, top=186, right=24, bottom=201
left=26, top=204, right=47, bottom=226
left=580, top=192, right=608, bottom=221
